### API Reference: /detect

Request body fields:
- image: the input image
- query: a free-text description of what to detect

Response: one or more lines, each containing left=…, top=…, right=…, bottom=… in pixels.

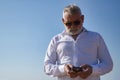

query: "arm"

left=91, top=34, right=113, bottom=76
left=44, top=39, right=66, bottom=77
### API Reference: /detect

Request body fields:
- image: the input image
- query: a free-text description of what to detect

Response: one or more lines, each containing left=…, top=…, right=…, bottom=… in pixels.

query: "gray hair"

left=63, top=4, right=82, bottom=15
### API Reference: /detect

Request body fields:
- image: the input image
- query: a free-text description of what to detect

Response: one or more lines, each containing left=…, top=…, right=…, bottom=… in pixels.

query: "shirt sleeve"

left=44, top=38, right=66, bottom=77
left=91, top=34, right=113, bottom=76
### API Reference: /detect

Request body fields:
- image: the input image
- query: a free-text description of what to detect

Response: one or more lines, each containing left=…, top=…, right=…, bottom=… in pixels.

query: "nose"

left=70, top=24, right=77, bottom=28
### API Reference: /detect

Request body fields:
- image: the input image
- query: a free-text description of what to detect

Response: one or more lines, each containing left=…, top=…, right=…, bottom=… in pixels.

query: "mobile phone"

left=72, top=66, right=83, bottom=72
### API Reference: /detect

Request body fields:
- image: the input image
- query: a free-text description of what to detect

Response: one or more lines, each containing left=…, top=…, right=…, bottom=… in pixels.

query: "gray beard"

left=66, top=27, right=83, bottom=35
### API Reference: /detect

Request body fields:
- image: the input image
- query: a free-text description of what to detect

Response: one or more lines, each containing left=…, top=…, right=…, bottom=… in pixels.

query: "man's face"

left=62, top=12, right=84, bottom=35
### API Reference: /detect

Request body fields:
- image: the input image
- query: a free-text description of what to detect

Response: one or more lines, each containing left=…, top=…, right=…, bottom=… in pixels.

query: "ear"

left=81, top=15, right=84, bottom=23
left=62, top=18, right=64, bottom=23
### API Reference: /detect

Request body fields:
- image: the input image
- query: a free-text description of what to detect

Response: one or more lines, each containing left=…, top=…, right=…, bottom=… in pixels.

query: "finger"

left=68, top=64, right=73, bottom=69
left=69, top=72, right=78, bottom=78
left=80, top=64, right=90, bottom=72
left=64, top=64, right=70, bottom=73
left=80, top=64, right=88, bottom=68
left=83, top=64, right=92, bottom=72
left=70, top=74, right=78, bottom=78
left=78, top=72, right=88, bottom=79
left=65, top=64, right=73, bottom=73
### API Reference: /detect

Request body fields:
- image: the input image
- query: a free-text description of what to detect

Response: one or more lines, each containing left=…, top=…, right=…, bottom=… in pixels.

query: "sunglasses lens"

left=65, top=20, right=80, bottom=26
left=65, top=22, right=72, bottom=26
left=74, top=21, right=80, bottom=26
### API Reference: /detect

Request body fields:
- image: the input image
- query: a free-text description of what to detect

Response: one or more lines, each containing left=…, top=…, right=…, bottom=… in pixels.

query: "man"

left=44, top=4, right=113, bottom=80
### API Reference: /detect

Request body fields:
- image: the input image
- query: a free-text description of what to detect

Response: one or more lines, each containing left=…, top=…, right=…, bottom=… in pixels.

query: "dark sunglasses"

left=64, top=20, right=81, bottom=26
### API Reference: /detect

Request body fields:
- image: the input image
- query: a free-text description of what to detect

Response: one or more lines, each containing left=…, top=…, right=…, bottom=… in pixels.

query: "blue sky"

left=0, top=0, right=120, bottom=80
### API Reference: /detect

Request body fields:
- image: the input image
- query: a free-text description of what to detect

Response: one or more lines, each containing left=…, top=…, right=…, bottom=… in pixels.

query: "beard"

left=65, top=27, right=83, bottom=35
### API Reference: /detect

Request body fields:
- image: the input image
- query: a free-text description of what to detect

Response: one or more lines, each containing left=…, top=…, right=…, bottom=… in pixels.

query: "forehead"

left=63, top=12, right=81, bottom=22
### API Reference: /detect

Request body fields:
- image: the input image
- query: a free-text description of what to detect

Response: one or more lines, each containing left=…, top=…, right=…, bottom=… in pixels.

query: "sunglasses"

left=64, top=20, right=81, bottom=26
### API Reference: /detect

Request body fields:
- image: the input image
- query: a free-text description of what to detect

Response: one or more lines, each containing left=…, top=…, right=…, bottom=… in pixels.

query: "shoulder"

left=86, top=30, right=102, bottom=38
left=50, top=31, right=65, bottom=43
left=83, top=29, right=104, bottom=42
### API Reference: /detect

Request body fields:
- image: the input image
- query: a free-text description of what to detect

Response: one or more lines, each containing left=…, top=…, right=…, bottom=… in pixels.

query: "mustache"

left=69, top=28, right=78, bottom=32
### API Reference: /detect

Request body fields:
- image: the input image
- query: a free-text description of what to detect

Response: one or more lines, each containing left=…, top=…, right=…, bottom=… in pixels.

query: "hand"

left=77, top=64, right=92, bottom=79
left=64, top=64, right=78, bottom=78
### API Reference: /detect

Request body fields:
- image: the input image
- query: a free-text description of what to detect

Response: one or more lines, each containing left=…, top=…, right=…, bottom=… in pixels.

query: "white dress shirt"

left=44, top=28, right=113, bottom=80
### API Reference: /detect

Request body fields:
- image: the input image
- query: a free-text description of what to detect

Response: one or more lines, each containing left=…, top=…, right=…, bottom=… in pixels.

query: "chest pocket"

left=56, top=41, right=74, bottom=57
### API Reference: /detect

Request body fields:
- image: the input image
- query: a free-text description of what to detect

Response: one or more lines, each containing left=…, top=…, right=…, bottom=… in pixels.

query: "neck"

left=72, top=33, right=79, bottom=40
left=72, top=28, right=83, bottom=40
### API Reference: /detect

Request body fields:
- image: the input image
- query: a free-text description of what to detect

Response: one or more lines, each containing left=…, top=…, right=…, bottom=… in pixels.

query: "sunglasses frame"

left=64, top=20, right=81, bottom=27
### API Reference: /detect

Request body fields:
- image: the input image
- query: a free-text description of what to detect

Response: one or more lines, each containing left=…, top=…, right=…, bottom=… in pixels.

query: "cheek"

left=77, top=25, right=82, bottom=29
left=65, top=26, right=70, bottom=30
left=74, top=26, right=81, bottom=30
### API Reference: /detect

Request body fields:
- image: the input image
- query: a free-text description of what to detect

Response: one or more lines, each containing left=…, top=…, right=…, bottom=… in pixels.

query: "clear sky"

left=0, top=0, right=120, bottom=80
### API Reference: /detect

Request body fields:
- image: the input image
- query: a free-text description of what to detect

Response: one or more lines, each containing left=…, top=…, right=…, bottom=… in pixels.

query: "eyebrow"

left=65, top=19, right=80, bottom=23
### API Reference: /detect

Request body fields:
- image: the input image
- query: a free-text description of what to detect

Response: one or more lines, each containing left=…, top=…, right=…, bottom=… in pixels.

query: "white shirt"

left=44, top=28, right=113, bottom=80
